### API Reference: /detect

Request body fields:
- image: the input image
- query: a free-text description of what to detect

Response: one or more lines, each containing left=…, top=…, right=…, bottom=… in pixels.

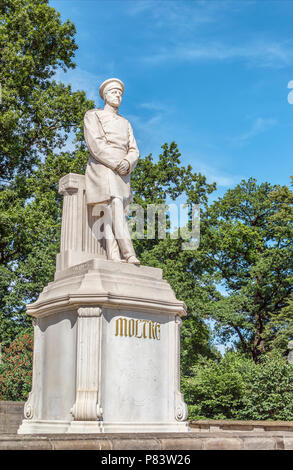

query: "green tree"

left=1, top=139, right=219, bottom=376
left=0, top=0, right=93, bottom=343
left=266, top=295, right=293, bottom=354
left=131, top=142, right=219, bottom=372
left=0, top=0, right=88, bottom=180
left=0, top=329, right=33, bottom=400
left=0, top=8, right=218, bottom=371
left=182, top=352, right=249, bottom=420
left=201, top=178, right=293, bottom=362
left=238, top=352, right=293, bottom=420
left=0, top=150, right=89, bottom=344
left=182, top=351, right=293, bottom=421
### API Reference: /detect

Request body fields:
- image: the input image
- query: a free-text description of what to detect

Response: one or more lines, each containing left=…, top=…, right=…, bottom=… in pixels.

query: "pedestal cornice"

left=26, top=259, right=187, bottom=319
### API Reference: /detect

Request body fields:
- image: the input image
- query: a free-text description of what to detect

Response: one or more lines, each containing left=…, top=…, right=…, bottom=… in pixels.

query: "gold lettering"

left=142, top=320, right=148, bottom=339
left=135, top=319, right=142, bottom=338
left=155, top=323, right=160, bottom=340
left=115, top=317, right=161, bottom=340
left=128, top=318, right=135, bottom=337
left=115, top=317, right=128, bottom=337
left=115, top=318, right=119, bottom=336
left=149, top=321, right=155, bottom=339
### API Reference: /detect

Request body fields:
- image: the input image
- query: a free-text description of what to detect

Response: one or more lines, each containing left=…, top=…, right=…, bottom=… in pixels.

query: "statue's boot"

left=127, top=255, right=140, bottom=265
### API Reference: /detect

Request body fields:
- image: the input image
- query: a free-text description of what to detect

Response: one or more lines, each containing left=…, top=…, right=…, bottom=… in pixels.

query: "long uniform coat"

left=84, top=108, right=139, bottom=205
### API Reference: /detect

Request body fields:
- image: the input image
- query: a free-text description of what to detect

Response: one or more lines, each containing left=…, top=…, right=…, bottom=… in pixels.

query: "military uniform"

left=84, top=87, right=139, bottom=262
left=84, top=108, right=139, bottom=205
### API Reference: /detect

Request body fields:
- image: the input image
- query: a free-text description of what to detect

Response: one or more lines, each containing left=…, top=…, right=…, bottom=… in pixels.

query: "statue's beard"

left=105, top=98, right=120, bottom=108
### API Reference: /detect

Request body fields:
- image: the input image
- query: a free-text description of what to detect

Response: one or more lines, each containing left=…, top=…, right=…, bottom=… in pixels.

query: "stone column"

left=23, top=318, right=44, bottom=422
left=71, top=307, right=103, bottom=421
left=174, top=315, right=188, bottom=422
left=56, top=173, right=106, bottom=272
left=59, top=173, right=84, bottom=253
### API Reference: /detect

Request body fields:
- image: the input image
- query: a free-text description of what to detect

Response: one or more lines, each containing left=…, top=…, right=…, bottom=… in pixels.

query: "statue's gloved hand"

left=116, top=159, right=130, bottom=175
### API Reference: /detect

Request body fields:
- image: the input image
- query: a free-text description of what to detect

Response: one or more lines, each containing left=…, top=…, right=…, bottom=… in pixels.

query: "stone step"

left=0, top=431, right=292, bottom=450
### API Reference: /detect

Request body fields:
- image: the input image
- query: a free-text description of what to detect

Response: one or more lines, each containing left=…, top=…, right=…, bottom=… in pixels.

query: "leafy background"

left=0, top=0, right=292, bottom=420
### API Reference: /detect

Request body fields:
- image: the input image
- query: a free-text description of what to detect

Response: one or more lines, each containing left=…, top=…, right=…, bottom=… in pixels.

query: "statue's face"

left=104, top=87, right=122, bottom=108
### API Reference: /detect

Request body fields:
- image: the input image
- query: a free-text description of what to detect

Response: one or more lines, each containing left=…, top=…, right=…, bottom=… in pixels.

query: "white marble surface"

left=18, top=139, right=189, bottom=433
left=18, top=259, right=189, bottom=434
left=28, top=258, right=186, bottom=318
left=84, top=78, right=140, bottom=264
left=102, top=309, right=170, bottom=423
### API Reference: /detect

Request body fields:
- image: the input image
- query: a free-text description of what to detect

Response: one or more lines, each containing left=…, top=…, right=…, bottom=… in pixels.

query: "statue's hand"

left=116, top=159, right=130, bottom=175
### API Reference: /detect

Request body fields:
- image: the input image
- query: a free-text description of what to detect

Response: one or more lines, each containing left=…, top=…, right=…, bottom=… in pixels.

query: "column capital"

left=59, top=173, right=85, bottom=195
left=77, top=307, right=102, bottom=317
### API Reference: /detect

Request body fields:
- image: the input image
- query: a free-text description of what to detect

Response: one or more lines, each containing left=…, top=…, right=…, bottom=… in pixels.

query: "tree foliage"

left=1, top=0, right=293, bottom=416
left=1, top=139, right=219, bottom=375
left=201, top=178, right=293, bottom=362
left=0, top=0, right=89, bottom=180
left=182, top=352, right=293, bottom=421
left=131, top=142, right=219, bottom=372
left=0, top=329, right=33, bottom=400
left=182, top=351, right=293, bottom=421
left=0, top=3, right=217, bottom=366
left=0, top=0, right=93, bottom=343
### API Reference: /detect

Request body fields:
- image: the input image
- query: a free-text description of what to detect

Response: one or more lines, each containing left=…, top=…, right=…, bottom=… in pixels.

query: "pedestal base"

left=18, top=259, right=189, bottom=434
left=18, top=420, right=190, bottom=434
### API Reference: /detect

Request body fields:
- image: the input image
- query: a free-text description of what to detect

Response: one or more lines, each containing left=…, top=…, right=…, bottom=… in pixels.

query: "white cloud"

left=126, top=0, right=219, bottom=26
left=193, top=160, right=241, bottom=187
left=230, top=117, right=277, bottom=145
left=142, top=41, right=293, bottom=68
left=126, top=1, right=290, bottom=69
left=126, top=0, right=155, bottom=16
left=54, top=67, right=101, bottom=104
left=139, top=101, right=172, bottom=113
left=125, top=0, right=248, bottom=36
left=126, top=111, right=164, bottom=150
left=127, top=105, right=241, bottom=188
left=126, top=99, right=173, bottom=149
left=124, top=0, right=292, bottom=69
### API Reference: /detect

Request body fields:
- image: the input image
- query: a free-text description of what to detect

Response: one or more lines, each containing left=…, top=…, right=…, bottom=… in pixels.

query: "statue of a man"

left=84, top=78, right=140, bottom=265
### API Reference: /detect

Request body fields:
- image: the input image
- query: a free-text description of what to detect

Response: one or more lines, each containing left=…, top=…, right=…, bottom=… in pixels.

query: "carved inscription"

left=115, top=317, right=160, bottom=340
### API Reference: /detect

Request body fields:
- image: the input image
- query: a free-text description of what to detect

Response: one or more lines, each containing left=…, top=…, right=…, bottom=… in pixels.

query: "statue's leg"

left=111, top=197, right=137, bottom=261
left=103, top=201, right=121, bottom=261
left=91, top=202, right=120, bottom=260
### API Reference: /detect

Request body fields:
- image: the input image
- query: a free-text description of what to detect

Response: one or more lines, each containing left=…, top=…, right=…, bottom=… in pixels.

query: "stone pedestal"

left=18, top=174, right=189, bottom=434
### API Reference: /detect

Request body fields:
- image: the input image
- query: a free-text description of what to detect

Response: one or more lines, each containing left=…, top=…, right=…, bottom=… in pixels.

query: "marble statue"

left=84, top=78, right=140, bottom=265
left=17, top=78, right=189, bottom=435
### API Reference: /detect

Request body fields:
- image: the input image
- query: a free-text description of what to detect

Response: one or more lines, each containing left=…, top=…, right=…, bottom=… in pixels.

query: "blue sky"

left=48, top=0, right=293, bottom=353
left=50, top=0, right=293, bottom=201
